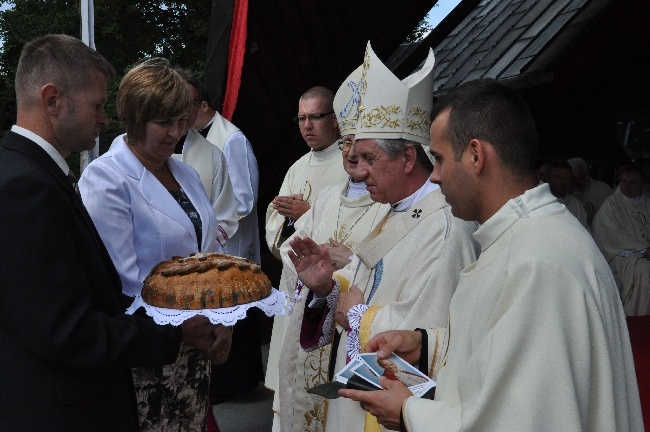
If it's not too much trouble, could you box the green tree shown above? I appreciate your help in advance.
[0,1,79,134]
[0,0,211,153]
[403,15,434,44]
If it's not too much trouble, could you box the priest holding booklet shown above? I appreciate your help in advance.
[338,79,643,431]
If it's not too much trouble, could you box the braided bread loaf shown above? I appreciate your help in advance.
[142,253,271,309]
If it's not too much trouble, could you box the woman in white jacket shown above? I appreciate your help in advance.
[79,58,230,432]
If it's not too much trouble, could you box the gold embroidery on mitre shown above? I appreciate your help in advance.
[360,49,371,96]
[405,106,431,133]
[339,118,356,131]
[360,105,403,129]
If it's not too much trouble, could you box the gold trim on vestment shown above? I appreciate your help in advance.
[430,327,439,378]
[333,273,350,293]
[359,305,381,351]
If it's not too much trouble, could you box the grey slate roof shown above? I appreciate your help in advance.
[431,0,611,92]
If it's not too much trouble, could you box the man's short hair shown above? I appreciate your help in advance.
[15,34,115,109]
[374,138,433,172]
[174,67,200,93]
[299,86,334,110]
[623,163,645,179]
[567,157,589,174]
[196,81,213,108]
[174,67,216,109]
[547,159,572,173]
[116,58,192,145]
[431,79,538,177]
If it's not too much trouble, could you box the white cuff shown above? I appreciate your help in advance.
[287,279,305,315]
[345,303,369,361]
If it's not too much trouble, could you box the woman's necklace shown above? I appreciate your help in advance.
[333,203,372,243]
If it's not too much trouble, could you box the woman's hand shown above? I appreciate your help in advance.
[203,324,233,364]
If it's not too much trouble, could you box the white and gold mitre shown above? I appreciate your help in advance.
[333,65,363,136]
[355,41,435,146]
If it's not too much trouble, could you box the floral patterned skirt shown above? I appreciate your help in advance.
[132,342,211,431]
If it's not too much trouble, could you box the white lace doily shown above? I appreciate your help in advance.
[125,288,287,326]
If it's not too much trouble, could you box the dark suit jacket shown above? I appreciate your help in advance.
[0,132,182,431]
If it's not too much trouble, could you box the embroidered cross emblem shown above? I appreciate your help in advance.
[412,209,422,218]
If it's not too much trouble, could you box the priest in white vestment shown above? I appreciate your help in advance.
[287,43,478,432]
[547,159,589,228]
[264,85,349,413]
[269,64,390,432]
[568,157,613,227]
[196,97,261,263]
[168,68,239,252]
[189,78,265,401]
[593,165,650,316]
[338,79,643,432]
[264,86,348,260]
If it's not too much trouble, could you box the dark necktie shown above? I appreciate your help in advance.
[67,170,80,195]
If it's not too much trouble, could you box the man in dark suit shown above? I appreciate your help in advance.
[0,34,222,431]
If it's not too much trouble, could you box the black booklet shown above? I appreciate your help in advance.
[307,374,382,399]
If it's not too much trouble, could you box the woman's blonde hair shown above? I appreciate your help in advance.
[116,58,192,144]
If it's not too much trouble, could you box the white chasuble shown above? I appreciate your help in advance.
[325,189,478,432]
[266,179,389,432]
[264,144,348,260]
[593,187,650,316]
[205,113,261,262]
[404,184,643,432]
[561,193,589,229]
[571,178,613,227]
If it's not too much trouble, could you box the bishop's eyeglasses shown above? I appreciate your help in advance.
[293,111,334,124]
[338,137,355,151]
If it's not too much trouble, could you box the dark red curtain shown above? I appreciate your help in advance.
[222,0,248,120]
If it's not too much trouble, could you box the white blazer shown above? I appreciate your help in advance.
[79,137,218,297]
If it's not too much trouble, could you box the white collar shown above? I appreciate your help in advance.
[310,141,341,166]
[614,186,645,205]
[391,180,439,212]
[203,113,217,130]
[474,183,562,251]
[346,178,368,198]
[12,125,70,175]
